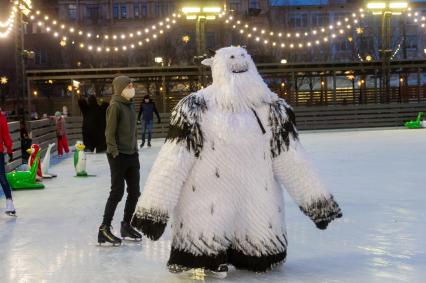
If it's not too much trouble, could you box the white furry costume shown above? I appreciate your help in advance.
[132,46,342,272]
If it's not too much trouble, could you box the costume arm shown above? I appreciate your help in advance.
[271,100,342,230]
[132,94,206,240]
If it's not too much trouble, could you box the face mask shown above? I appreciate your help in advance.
[122,88,135,100]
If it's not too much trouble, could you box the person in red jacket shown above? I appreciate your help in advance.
[0,109,16,216]
[55,111,70,157]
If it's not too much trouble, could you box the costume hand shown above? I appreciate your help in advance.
[131,213,168,241]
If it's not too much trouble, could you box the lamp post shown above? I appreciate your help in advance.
[366,1,408,103]
[181,2,224,57]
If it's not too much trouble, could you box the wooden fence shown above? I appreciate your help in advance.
[3,117,83,173]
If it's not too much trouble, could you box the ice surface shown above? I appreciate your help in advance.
[1,129,426,283]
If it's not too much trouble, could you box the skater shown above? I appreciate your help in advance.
[137,95,161,148]
[132,46,342,278]
[96,99,109,153]
[20,119,32,162]
[0,110,16,216]
[98,75,141,246]
[55,111,70,158]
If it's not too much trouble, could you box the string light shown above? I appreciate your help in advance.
[29,8,180,53]
[30,9,181,44]
[0,0,31,39]
[224,12,363,49]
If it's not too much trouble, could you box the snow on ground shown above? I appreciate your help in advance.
[1,128,426,283]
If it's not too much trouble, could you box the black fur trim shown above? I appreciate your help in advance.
[167,248,227,271]
[299,195,342,230]
[269,99,299,158]
[165,94,207,157]
[227,248,287,272]
[131,208,168,241]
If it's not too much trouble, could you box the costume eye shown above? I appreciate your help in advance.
[241,53,245,57]
[230,55,235,59]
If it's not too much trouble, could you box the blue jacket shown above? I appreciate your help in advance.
[138,100,161,122]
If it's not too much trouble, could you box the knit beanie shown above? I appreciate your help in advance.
[113,75,132,96]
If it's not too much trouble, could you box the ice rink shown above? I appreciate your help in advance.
[1,128,426,283]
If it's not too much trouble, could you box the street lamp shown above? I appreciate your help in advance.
[0,77,8,85]
[181,1,224,56]
[280,59,288,64]
[366,1,408,103]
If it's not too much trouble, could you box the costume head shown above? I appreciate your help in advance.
[55,111,62,118]
[202,46,274,111]
[27,144,40,155]
[144,94,150,103]
[75,140,86,151]
[113,75,134,100]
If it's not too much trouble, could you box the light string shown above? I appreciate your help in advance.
[224,10,365,49]
[28,10,181,52]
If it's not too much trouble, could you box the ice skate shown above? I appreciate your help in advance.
[98,225,121,246]
[120,221,142,241]
[5,199,16,217]
[140,141,145,148]
[147,142,152,147]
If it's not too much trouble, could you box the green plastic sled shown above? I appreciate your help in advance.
[7,152,45,190]
[404,112,424,129]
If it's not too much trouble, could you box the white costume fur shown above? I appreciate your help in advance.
[133,46,342,272]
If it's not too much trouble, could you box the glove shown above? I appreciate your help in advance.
[137,120,141,125]
[8,153,13,161]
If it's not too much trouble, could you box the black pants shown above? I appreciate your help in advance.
[102,153,140,226]
[0,153,12,199]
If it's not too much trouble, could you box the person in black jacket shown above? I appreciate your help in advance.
[78,95,106,152]
[137,95,161,148]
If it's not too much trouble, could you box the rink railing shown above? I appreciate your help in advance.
[4,117,83,172]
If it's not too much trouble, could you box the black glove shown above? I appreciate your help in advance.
[8,153,13,161]
[131,214,167,241]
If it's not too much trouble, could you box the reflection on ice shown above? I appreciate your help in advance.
[1,129,426,282]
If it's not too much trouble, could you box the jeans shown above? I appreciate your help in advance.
[102,153,141,226]
[0,153,12,199]
[142,119,154,143]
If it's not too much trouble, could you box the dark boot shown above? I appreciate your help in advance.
[147,141,152,147]
[121,221,142,241]
[140,141,145,148]
[98,224,122,246]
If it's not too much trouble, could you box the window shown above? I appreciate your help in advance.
[35,50,47,65]
[68,4,77,21]
[289,14,308,28]
[311,14,328,27]
[206,32,216,49]
[141,2,148,16]
[249,0,260,9]
[87,5,99,20]
[121,4,127,18]
[229,0,242,12]
[407,35,418,49]
[113,3,119,19]
[134,3,140,17]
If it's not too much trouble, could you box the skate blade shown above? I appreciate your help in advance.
[177,268,227,280]
[205,270,228,279]
[5,212,17,217]
[122,237,142,242]
[97,241,122,247]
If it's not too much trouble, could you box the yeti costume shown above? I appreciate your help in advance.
[132,46,342,274]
